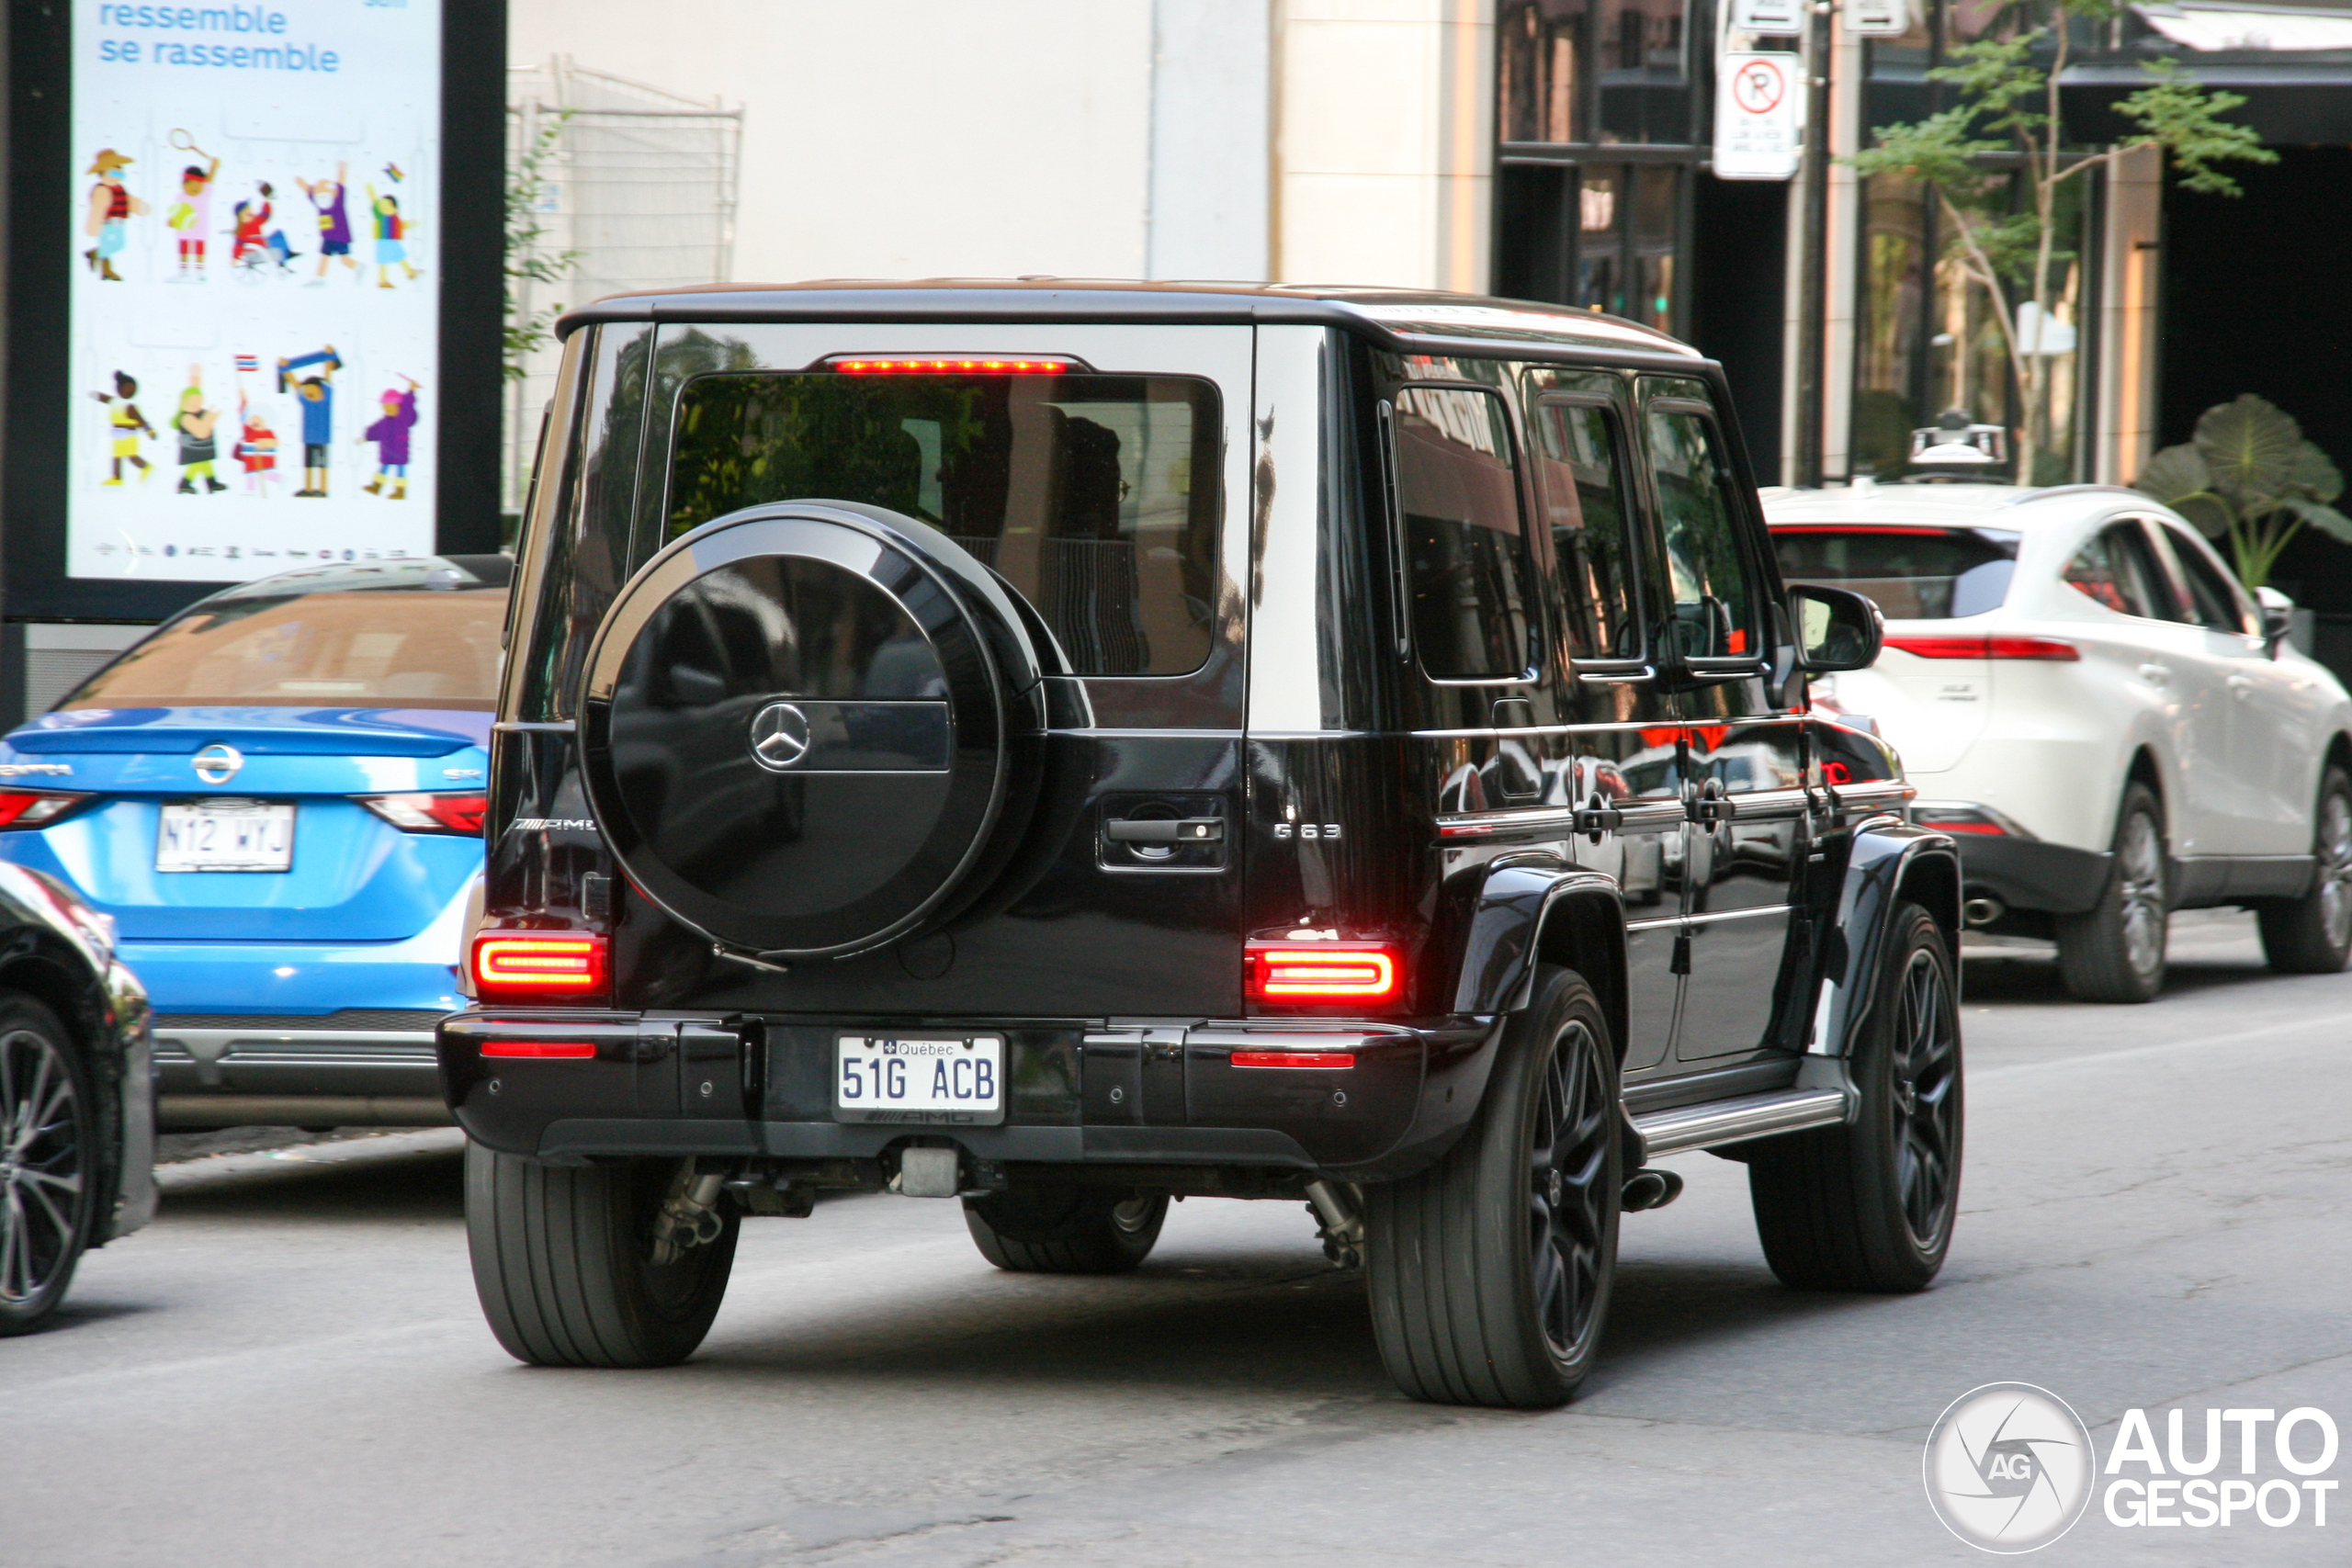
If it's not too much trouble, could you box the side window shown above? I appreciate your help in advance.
[1645,403,1760,661]
[1393,385,1537,680]
[2157,525,2256,636]
[1531,400,1640,661]
[2064,525,2182,622]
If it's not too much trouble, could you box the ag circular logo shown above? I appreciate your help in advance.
[747,702,813,773]
[1924,1382,2097,1552]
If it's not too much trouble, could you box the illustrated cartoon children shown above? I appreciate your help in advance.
[277,347,341,495]
[164,141,221,280]
[236,389,279,498]
[364,185,421,288]
[82,150,146,282]
[230,183,293,276]
[356,376,421,497]
[299,164,358,284]
[91,371,155,485]
[173,366,226,494]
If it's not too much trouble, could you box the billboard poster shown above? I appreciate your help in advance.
[67,0,441,582]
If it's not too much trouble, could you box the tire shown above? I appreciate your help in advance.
[2056,780,2169,1003]
[2257,766,2352,974]
[1363,965,1620,1409]
[962,1184,1168,1274]
[1749,902,1962,1292]
[465,1144,739,1367]
[0,997,97,1337]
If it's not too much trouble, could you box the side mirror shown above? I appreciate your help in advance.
[1789,583,1884,672]
[2256,585,2296,658]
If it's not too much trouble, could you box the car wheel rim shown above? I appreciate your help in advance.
[0,1027,84,1309]
[2117,809,2166,977]
[1528,1020,1611,1362]
[1890,949,1960,1253]
[2316,792,2352,951]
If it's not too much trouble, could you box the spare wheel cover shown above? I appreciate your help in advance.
[581,502,1039,959]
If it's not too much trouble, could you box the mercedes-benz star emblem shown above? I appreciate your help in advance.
[748,702,813,773]
[192,743,243,785]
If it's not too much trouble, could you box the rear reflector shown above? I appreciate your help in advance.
[0,789,92,829]
[1884,634,2078,661]
[356,792,489,835]
[831,356,1074,375]
[479,1040,598,1059]
[1230,1050,1358,1069]
[471,932,609,999]
[1246,942,1403,1003]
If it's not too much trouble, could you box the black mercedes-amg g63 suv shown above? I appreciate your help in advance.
[441,281,1962,1408]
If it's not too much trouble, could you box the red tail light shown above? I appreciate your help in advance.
[1231,1050,1358,1068]
[1246,942,1403,1004]
[0,790,93,829]
[479,1040,599,1059]
[356,792,489,835]
[471,931,608,1000]
[1884,635,2078,661]
[831,356,1074,375]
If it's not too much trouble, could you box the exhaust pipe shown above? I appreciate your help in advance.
[1962,896,2005,928]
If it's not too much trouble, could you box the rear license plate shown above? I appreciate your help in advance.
[834,1034,1004,1124]
[156,800,297,873]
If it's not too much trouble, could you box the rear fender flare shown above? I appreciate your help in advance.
[1811,820,1961,1060]
[1451,855,1627,1049]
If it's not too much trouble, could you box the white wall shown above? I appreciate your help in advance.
[506,1,1155,283]
[1148,0,1272,279]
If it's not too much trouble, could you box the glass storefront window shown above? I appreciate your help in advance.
[1577,168,1623,314]
[1499,0,1690,146]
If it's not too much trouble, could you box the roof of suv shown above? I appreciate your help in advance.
[1760,481,2154,531]
[557,278,1705,368]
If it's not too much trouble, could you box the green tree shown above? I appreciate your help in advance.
[504,110,581,384]
[1853,2,2273,482]
[2136,395,2352,590]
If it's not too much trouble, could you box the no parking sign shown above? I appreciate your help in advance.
[1714,52,1801,180]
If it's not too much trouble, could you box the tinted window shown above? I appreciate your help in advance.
[1646,405,1759,660]
[1394,386,1536,681]
[2064,525,2181,622]
[62,585,507,710]
[2157,526,2256,635]
[1771,526,2019,620]
[1531,400,1639,659]
[665,372,1220,677]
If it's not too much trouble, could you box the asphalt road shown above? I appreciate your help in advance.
[7,911,2349,1568]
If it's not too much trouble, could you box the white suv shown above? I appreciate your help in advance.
[1766,481,2352,1001]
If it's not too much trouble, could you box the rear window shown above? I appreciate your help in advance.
[58,589,507,711]
[1393,385,1536,680]
[663,371,1221,677]
[1771,525,2020,619]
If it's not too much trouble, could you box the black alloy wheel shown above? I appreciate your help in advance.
[0,998,96,1336]
[2257,766,2352,974]
[1364,965,1621,1408]
[1749,901,1962,1292]
[2055,780,2169,1003]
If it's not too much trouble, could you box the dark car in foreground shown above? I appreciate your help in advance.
[441,281,1960,1408]
[0,861,155,1333]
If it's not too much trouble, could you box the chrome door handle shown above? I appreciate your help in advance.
[2137,662,2170,685]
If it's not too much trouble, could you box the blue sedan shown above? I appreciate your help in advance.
[0,556,508,1128]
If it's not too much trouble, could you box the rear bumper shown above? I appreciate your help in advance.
[153,1011,453,1127]
[1951,833,2111,915]
[121,938,468,1016]
[437,1010,1503,1181]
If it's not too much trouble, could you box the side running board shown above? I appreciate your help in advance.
[1630,1088,1848,1161]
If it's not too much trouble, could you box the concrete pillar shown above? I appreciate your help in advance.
[1273,0,1494,290]
[1148,0,1274,279]
[2097,144,2164,485]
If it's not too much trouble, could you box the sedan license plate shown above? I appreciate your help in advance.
[156,800,297,873]
[834,1034,1004,1125]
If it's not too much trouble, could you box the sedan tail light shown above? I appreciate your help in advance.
[471,931,608,1000]
[1883,635,2078,661]
[1246,942,1404,1004]
[0,790,94,829]
[356,792,489,835]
